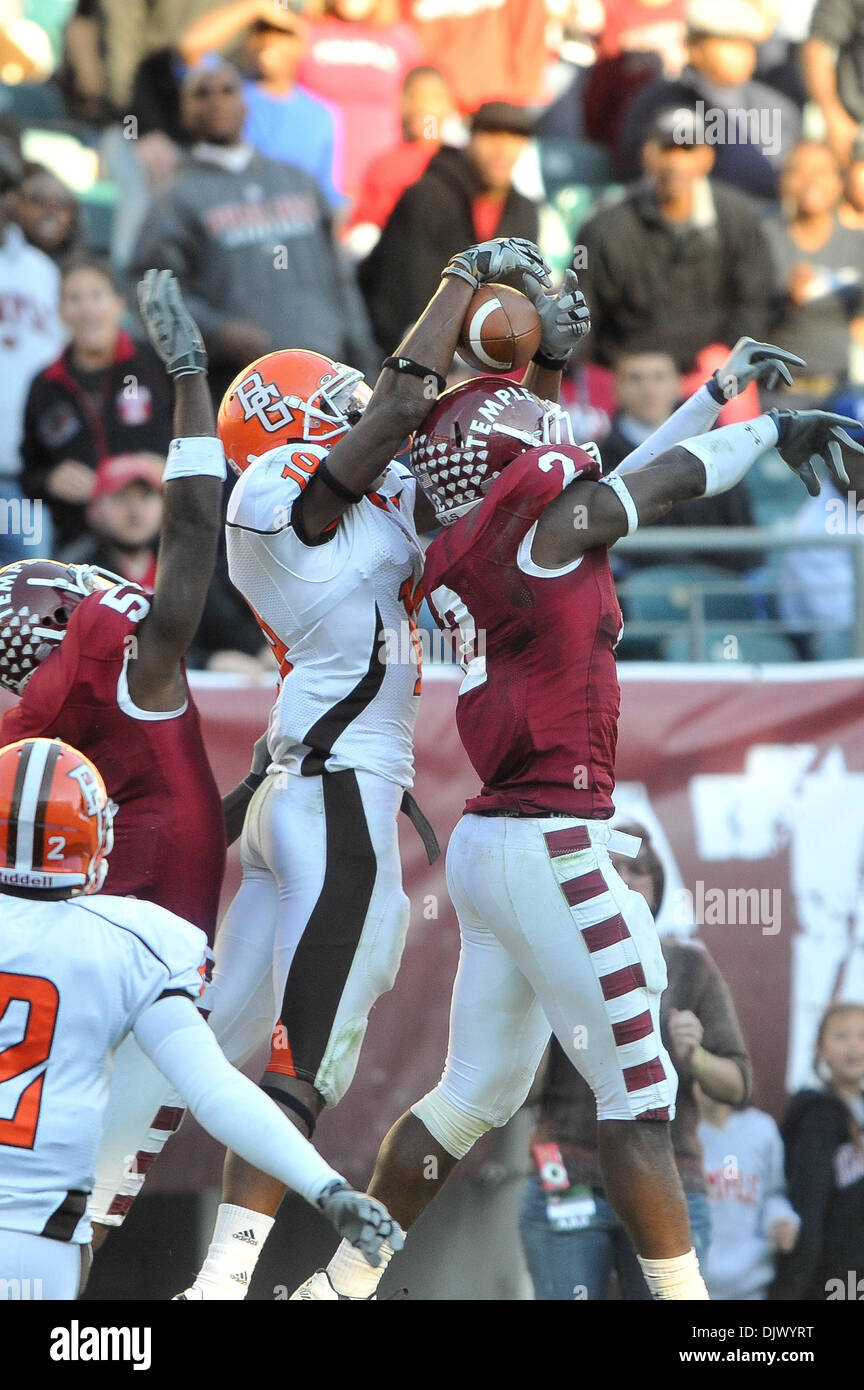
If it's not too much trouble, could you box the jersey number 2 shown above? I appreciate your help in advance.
[0,974,60,1149]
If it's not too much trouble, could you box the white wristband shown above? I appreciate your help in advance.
[600,473,639,534]
[163,436,227,483]
[681,414,780,497]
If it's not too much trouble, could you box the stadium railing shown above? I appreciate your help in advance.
[614,527,864,660]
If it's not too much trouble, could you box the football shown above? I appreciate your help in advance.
[457,283,542,374]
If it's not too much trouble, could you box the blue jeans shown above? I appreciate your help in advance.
[0,480,53,565]
[519,1176,712,1301]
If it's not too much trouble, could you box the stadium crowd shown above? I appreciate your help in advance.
[2,0,864,664]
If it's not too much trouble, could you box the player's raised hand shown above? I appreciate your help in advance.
[769,408,864,495]
[442,237,552,291]
[522,268,591,365]
[317,1182,405,1267]
[137,268,207,379]
[714,337,806,398]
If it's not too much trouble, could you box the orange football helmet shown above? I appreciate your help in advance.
[217,349,372,475]
[0,738,116,896]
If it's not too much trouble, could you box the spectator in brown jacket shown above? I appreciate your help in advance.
[520,823,752,1300]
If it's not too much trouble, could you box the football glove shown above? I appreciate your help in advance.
[522,267,591,367]
[768,408,864,495]
[713,337,805,400]
[442,237,551,291]
[138,268,207,378]
[317,1181,405,1268]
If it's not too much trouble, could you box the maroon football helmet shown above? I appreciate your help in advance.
[410,377,578,526]
[0,560,121,695]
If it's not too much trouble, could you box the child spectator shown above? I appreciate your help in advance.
[698,1093,799,1300]
[21,256,171,550]
[771,1002,864,1299]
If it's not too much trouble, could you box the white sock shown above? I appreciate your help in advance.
[637,1247,709,1300]
[326,1238,396,1299]
[192,1203,275,1300]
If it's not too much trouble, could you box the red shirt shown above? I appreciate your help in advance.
[596,0,686,66]
[0,585,225,939]
[403,0,547,111]
[424,446,622,818]
[298,17,422,197]
[347,139,437,230]
[471,192,506,243]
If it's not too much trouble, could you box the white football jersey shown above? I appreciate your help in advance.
[226,447,424,788]
[0,894,207,1243]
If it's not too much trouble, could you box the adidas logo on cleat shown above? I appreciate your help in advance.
[232,1229,259,1245]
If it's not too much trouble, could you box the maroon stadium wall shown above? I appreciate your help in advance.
[3,663,862,1189]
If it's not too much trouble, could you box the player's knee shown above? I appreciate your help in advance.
[411,1087,492,1160]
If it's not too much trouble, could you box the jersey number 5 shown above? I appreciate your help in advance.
[0,973,60,1149]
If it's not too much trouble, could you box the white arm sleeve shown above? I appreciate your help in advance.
[680,414,780,497]
[133,996,343,1206]
[612,384,724,477]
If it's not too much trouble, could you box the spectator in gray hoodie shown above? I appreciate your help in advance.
[129,60,378,398]
[698,1093,799,1300]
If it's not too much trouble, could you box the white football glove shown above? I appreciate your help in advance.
[442,237,551,291]
[522,267,591,367]
[317,1182,405,1267]
[713,337,805,400]
[768,408,863,495]
[138,268,207,378]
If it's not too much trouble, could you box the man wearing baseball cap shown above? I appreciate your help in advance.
[618,0,800,198]
[577,102,774,375]
[61,453,164,592]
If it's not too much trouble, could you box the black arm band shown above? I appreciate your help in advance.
[317,459,364,504]
[531,349,571,373]
[382,356,446,394]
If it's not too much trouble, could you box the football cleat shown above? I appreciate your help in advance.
[0,737,116,896]
[217,350,371,475]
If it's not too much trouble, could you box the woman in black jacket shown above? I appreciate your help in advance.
[771,1001,864,1299]
[21,255,171,549]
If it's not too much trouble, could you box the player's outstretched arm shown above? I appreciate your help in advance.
[533,409,864,567]
[131,270,225,712]
[133,995,404,1265]
[612,338,806,478]
[297,238,552,539]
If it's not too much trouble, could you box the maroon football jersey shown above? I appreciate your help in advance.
[0,584,225,939]
[424,445,622,818]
